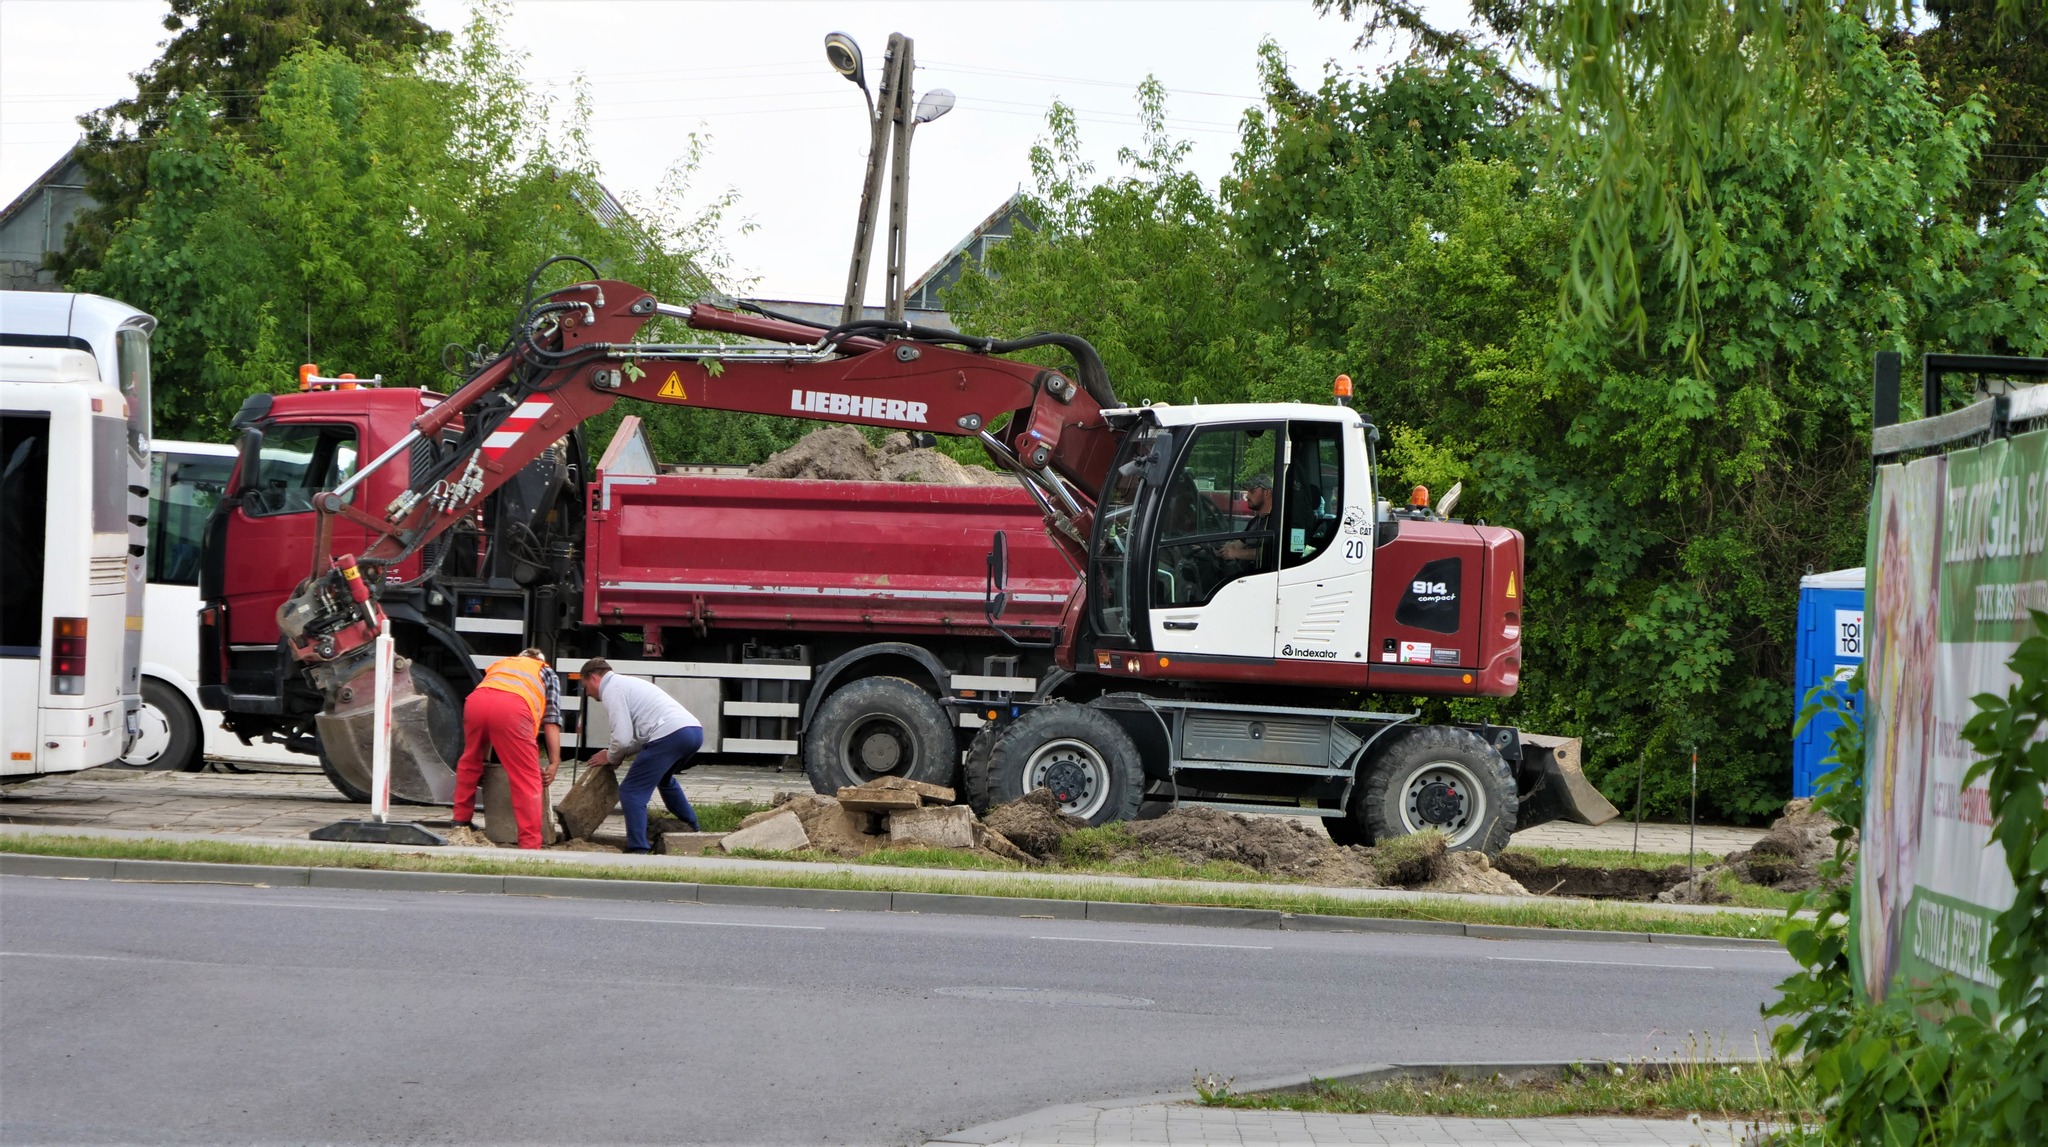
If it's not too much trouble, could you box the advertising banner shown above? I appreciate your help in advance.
[1857,429,2048,1004]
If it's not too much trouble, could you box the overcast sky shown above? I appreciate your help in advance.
[1,0,1464,303]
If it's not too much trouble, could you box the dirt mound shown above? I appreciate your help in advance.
[1494,853,1687,900]
[1365,830,1448,886]
[983,788,1087,860]
[1130,807,1381,886]
[751,426,1012,485]
[443,824,497,848]
[1658,803,1855,904]
[1418,851,1530,896]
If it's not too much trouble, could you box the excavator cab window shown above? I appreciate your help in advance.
[1281,421,1343,568]
[1089,423,1171,642]
[1150,424,1279,609]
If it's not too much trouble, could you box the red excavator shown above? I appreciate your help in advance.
[235,257,1614,852]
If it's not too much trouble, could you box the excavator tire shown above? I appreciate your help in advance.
[984,702,1143,827]
[1353,725,1517,855]
[961,721,1001,814]
[804,676,957,792]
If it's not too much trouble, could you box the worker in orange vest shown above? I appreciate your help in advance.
[451,648,562,849]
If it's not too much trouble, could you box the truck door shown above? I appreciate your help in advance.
[1273,419,1373,663]
[219,422,364,651]
[1148,423,1280,657]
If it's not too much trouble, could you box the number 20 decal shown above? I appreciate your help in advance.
[1343,538,1368,564]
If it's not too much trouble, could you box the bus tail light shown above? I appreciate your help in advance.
[51,617,87,695]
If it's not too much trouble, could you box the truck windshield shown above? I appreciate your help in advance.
[1089,423,1170,641]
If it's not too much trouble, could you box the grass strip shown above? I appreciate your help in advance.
[1202,1059,1814,1123]
[0,834,1783,939]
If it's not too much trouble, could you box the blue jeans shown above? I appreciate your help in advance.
[620,725,704,851]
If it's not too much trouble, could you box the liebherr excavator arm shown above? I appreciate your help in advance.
[277,268,1121,799]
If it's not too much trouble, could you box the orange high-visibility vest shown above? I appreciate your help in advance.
[475,656,548,733]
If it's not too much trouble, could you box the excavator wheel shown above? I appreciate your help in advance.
[960,721,1001,814]
[1353,726,1517,855]
[984,702,1143,827]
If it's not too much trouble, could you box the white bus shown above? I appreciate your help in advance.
[122,439,297,770]
[1,291,154,780]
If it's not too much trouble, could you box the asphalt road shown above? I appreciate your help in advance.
[0,874,1796,1145]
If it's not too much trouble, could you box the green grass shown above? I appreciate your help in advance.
[692,801,770,833]
[1203,1059,1815,1122]
[0,833,1785,938]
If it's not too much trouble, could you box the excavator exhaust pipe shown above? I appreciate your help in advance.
[1515,734,1620,830]
[314,663,458,805]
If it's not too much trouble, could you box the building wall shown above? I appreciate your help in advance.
[0,153,91,292]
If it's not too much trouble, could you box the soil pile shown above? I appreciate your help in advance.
[1366,829,1447,885]
[1128,807,1383,887]
[982,788,1087,860]
[751,426,1012,485]
[1658,798,1856,904]
[443,824,497,848]
[1419,851,1531,897]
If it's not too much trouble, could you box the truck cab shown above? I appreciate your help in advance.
[1076,402,1522,697]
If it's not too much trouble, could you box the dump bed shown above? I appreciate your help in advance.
[587,472,1074,636]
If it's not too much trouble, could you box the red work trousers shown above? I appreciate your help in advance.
[452,687,545,850]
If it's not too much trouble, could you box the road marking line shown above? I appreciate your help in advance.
[1,951,139,962]
[1488,956,1715,970]
[594,917,826,931]
[1031,936,1274,950]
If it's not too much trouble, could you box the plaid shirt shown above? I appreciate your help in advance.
[539,666,562,728]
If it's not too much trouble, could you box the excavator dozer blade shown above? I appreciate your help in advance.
[314,666,458,806]
[1515,733,1620,830]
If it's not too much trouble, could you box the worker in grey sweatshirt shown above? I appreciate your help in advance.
[580,659,704,852]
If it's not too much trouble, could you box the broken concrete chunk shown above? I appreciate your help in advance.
[858,775,957,804]
[721,809,810,853]
[661,832,728,857]
[889,804,977,849]
[973,823,1037,866]
[837,787,923,813]
[554,762,620,840]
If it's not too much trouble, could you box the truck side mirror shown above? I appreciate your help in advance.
[233,427,264,495]
[985,530,1010,622]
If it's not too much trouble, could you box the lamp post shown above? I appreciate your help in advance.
[825,31,952,325]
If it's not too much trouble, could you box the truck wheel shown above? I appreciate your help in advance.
[985,703,1143,827]
[1355,726,1516,854]
[961,721,1001,813]
[805,676,956,792]
[122,679,203,772]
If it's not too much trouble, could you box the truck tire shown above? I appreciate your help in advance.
[961,721,1001,813]
[1354,726,1517,855]
[985,703,1143,827]
[804,676,956,792]
[123,679,203,772]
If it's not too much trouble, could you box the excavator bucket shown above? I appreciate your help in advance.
[314,664,458,805]
[1515,734,1620,830]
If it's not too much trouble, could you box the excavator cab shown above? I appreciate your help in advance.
[1084,404,1380,686]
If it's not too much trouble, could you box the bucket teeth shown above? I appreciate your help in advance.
[313,666,457,804]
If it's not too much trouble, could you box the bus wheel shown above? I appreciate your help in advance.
[123,679,203,772]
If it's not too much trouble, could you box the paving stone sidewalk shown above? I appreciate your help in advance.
[934,1104,1768,1146]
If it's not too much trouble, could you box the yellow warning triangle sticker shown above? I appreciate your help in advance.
[658,371,688,400]
[1505,572,1518,599]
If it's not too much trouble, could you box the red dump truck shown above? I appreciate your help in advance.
[197,387,1074,801]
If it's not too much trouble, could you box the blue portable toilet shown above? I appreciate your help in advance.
[1793,567,1865,798]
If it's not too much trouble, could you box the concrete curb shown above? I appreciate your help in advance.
[0,852,1786,949]
[922,1058,1771,1145]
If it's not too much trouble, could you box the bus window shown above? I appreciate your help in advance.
[149,451,232,585]
[1,413,50,657]
[244,424,358,517]
[116,327,152,460]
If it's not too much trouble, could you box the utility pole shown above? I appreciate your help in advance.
[825,32,953,327]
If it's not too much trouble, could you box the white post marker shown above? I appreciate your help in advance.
[370,620,395,823]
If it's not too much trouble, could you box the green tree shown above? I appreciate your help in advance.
[57,0,444,281]
[80,6,739,453]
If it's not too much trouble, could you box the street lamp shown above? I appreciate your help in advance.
[827,31,952,325]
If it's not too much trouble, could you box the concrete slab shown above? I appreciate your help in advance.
[720,810,810,853]
[889,804,978,848]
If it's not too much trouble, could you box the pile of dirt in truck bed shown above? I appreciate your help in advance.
[751,426,1012,485]
[1657,798,1854,905]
